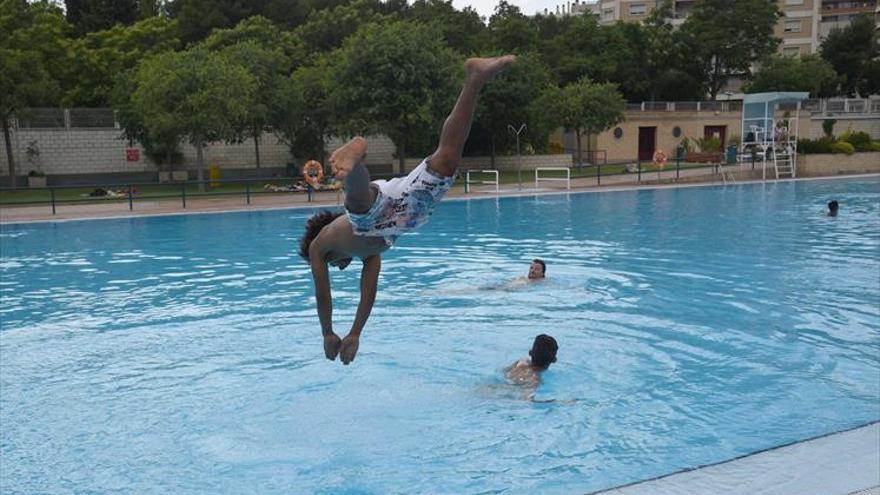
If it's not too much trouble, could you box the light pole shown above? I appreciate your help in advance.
[508,123,526,191]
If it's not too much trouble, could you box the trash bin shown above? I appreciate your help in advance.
[726,145,738,165]
[286,161,299,178]
[675,145,685,162]
[209,164,220,188]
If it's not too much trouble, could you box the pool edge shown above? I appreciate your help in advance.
[585,420,880,495]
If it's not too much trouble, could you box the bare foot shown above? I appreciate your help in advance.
[464,55,517,83]
[329,136,367,181]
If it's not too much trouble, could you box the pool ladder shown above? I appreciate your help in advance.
[773,145,796,180]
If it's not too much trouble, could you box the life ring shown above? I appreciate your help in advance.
[301,160,324,187]
[653,149,667,169]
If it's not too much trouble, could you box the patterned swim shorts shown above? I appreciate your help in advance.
[346,158,454,246]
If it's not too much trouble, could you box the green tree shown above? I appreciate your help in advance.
[128,49,256,190]
[65,16,180,106]
[541,14,621,86]
[293,0,395,56]
[746,55,839,97]
[534,78,625,166]
[200,17,303,168]
[488,1,538,53]
[329,21,460,173]
[65,0,138,36]
[470,52,555,167]
[1,0,67,187]
[169,0,313,45]
[820,15,878,96]
[406,0,488,55]
[273,58,335,165]
[680,0,782,99]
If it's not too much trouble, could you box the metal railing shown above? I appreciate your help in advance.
[464,170,499,193]
[0,177,348,215]
[534,167,571,190]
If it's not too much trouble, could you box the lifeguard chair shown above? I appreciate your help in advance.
[741,92,809,180]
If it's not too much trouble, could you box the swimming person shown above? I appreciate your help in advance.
[528,259,546,280]
[505,334,558,398]
[299,55,517,365]
[828,200,839,217]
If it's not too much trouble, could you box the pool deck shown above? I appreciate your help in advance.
[6,166,874,224]
[588,422,880,495]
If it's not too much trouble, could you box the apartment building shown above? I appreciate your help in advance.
[544,0,878,55]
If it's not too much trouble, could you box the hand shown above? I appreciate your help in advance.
[323,332,342,360]
[339,333,360,365]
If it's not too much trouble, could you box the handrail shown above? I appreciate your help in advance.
[535,167,571,190]
[465,169,499,193]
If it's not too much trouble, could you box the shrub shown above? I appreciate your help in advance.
[839,131,873,152]
[822,119,836,138]
[868,141,880,152]
[679,137,694,153]
[695,136,721,153]
[830,141,855,155]
[797,137,835,154]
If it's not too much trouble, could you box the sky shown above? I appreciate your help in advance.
[451,0,572,20]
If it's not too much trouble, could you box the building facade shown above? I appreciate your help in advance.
[545,0,878,55]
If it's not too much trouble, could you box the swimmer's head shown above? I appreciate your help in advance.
[299,210,351,269]
[528,259,546,279]
[827,200,839,216]
[529,334,558,370]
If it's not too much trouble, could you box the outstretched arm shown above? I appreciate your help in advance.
[339,255,381,365]
[310,243,341,360]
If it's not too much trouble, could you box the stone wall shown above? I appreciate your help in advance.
[797,152,880,177]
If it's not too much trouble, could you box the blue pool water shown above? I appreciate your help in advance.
[1,178,879,494]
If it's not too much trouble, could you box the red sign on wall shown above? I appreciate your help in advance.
[126,148,140,162]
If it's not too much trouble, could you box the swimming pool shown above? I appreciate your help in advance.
[1,177,878,494]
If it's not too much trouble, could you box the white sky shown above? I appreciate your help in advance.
[451,0,567,20]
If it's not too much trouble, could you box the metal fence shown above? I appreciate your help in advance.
[0,177,342,215]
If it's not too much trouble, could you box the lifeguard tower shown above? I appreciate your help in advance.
[740,92,809,180]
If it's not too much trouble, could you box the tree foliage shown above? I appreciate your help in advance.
[820,15,879,96]
[469,52,555,163]
[65,16,180,106]
[329,21,460,172]
[65,0,138,36]
[746,55,839,97]
[1,0,68,186]
[680,0,782,99]
[534,79,625,165]
[128,49,256,188]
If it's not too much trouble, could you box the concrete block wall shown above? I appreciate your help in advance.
[0,129,398,178]
[401,154,572,173]
[798,152,880,177]
[809,117,880,140]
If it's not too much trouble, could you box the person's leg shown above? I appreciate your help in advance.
[428,55,516,178]
[343,161,377,214]
[329,136,376,214]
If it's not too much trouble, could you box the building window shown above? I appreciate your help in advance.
[783,46,801,57]
[629,3,646,16]
[784,20,802,33]
[784,0,804,5]
[602,8,614,19]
